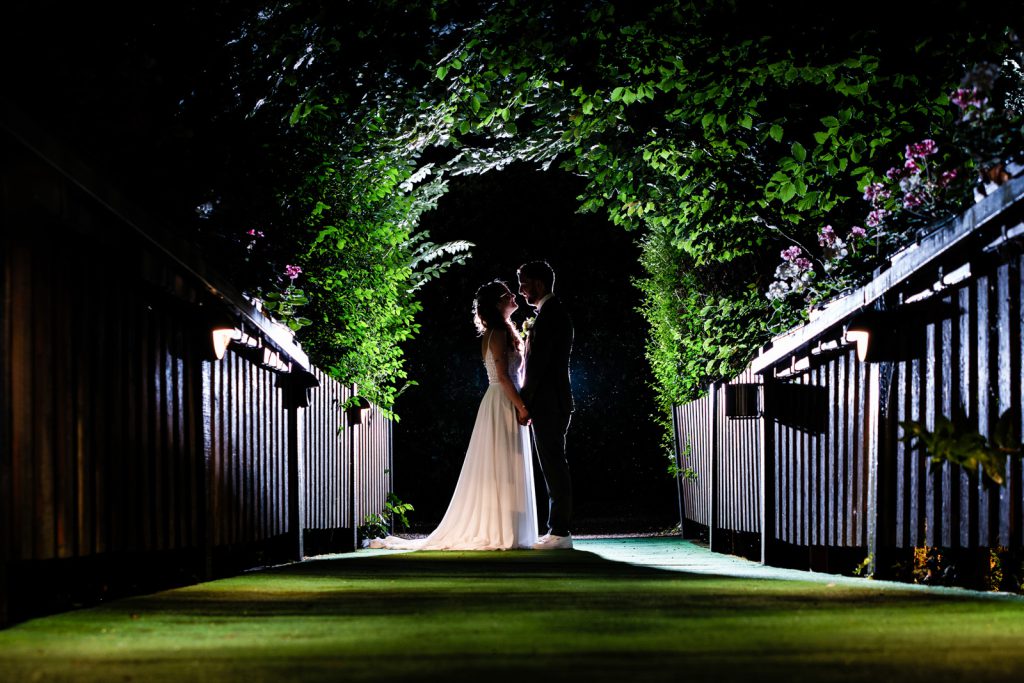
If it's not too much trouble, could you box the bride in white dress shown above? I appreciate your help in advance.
[368,280,538,550]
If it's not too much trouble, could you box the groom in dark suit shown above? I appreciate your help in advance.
[517,260,574,550]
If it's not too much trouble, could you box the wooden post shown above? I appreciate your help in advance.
[759,382,775,565]
[709,383,720,552]
[286,399,304,562]
[200,362,214,580]
[387,415,395,535]
[349,418,360,551]
[347,385,361,552]
[865,363,882,575]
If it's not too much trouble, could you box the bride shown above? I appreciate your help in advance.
[368,279,538,550]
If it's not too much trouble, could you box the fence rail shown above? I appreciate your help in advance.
[1,113,392,628]
[675,176,1024,572]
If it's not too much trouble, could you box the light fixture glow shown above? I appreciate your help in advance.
[211,328,241,360]
[845,329,871,362]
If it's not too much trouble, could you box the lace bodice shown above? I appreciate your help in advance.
[484,334,523,388]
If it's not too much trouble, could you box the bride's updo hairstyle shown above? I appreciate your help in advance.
[472,279,522,352]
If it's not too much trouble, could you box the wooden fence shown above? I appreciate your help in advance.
[675,369,762,554]
[675,175,1024,574]
[0,109,393,628]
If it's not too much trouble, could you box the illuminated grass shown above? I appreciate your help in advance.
[1,540,1023,682]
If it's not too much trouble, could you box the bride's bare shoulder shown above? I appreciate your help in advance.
[481,328,506,359]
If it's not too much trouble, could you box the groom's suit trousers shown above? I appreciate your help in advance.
[532,412,572,537]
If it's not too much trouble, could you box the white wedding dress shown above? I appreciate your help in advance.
[368,340,538,550]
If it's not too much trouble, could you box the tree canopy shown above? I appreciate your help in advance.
[7,1,1023,421]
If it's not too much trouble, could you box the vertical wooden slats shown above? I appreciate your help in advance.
[675,371,762,538]
[1013,254,1024,548]
[674,390,714,530]
[358,402,393,525]
[1,132,396,629]
[10,245,32,562]
[673,240,1024,567]
[995,262,1014,546]
[302,368,350,531]
[1,234,393,565]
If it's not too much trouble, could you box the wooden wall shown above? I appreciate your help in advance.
[674,369,762,555]
[673,185,1024,573]
[0,120,393,628]
[883,252,1024,551]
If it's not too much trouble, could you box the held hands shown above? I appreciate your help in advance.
[516,405,531,426]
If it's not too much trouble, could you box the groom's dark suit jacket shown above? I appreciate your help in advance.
[521,296,574,420]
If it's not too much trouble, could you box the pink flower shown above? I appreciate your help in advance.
[886,166,907,181]
[862,182,889,205]
[246,229,265,238]
[781,246,803,262]
[818,225,837,247]
[285,264,303,280]
[794,257,813,271]
[902,192,925,209]
[938,168,959,188]
[866,209,890,228]
[951,87,987,111]
[849,226,867,239]
[905,139,938,160]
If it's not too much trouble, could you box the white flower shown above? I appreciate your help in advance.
[520,316,537,339]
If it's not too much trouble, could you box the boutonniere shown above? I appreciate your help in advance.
[520,316,537,340]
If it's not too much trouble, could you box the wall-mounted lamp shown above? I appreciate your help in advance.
[346,396,372,425]
[194,303,240,362]
[763,381,828,433]
[845,301,960,363]
[211,327,241,360]
[724,383,760,418]
[276,370,321,409]
[845,310,909,363]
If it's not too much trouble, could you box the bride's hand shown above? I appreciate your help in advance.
[516,405,530,425]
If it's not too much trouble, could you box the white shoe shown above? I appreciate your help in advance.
[532,533,573,550]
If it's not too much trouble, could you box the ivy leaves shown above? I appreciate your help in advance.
[901,411,1023,486]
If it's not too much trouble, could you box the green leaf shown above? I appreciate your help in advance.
[769,124,784,142]
[779,182,797,203]
[791,142,806,162]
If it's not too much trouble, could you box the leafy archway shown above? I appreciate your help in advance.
[183,1,1023,431]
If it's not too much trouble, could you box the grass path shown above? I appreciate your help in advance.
[2,538,1023,682]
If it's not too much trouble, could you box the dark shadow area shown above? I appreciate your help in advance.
[394,165,678,534]
[118,548,999,619]
[764,382,829,433]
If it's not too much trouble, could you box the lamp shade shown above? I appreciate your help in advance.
[845,309,923,363]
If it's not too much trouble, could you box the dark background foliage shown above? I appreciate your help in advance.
[396,164,678,531]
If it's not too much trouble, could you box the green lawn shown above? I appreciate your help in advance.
[2,539,1023,682]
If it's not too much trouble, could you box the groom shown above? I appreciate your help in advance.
[517,260,574,550]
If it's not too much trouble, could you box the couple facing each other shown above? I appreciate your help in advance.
[370,260,573,551]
